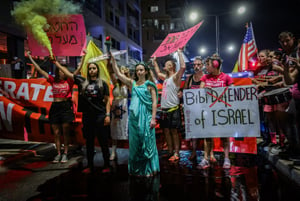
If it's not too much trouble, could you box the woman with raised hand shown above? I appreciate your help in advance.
[109,66,131,161]
[27,51,84,163]
[110,53,159,177]
[53,56,111,174]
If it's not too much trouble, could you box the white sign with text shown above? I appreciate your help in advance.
[183,85,260,138]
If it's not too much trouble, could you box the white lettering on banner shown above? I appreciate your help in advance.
[183,85,260,138]
[185,87,258,106]
[0,80,53,102]
[31,84,46,101]
[44,86,53,102]
[4,81,16,99]
[0,102,14,131]
[16,83,30,100]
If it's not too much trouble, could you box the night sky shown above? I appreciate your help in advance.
[185,0,300,73]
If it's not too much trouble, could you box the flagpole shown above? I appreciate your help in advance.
[250,22,258,58]
[215,15,220,55]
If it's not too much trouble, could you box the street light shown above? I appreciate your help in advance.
[189,11,198,21]
[227,44,235,52]
[199,47,206,54]
[198,45,234,56]
[202,6,246,56]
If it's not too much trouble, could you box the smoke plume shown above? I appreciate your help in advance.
[11,0,81,56]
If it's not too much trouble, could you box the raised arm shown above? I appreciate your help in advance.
[53,60,74,79]
[283,57,299,85]
[152,56,166,80]
[27,51,49,79]
[173,49,186,86]
[110,54,132,87]
[107,58,118,85]
[74,50,87,75]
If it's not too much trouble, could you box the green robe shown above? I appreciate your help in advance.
[128,80,160,176]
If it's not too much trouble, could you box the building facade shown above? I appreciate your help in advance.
[141,0,188,61]
[0,0,142,78]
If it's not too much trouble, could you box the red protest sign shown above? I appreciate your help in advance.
[27,14,86,56]
[151,21,203,57]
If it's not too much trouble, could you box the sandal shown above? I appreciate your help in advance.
[209,156,217,163]
[168,153,179,161]
[223,158,231,169]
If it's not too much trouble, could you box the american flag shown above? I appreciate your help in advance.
[235,22,258,72]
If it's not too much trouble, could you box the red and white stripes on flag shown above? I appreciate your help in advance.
[237,22,258,72]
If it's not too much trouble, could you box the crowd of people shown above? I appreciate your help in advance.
[23,30,300,176]
[253,31,300,161]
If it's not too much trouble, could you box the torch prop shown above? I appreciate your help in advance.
[104,36,112,53]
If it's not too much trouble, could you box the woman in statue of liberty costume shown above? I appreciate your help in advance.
[110,53,160,177]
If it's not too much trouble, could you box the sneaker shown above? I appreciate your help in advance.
[223,158,231,169]
[270,145,283,155]
[52,154,61,163]
[61,154,68,163]
[197,158,210,169]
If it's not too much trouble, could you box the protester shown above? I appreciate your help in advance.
[109,65,130,161]
[252,50,279,147]
[183,56,205,161]
[198,54,233,169]
[110,53,159,177]
[27,51,84,163]
[278,31,300,158]
[53,57,111,173]
[152,49,186,161]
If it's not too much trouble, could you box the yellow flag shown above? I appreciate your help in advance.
[81,40,111,86]
[232,60,239,73]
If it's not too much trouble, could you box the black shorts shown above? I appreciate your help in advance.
[159,107,181,129]
[49,100,74,124]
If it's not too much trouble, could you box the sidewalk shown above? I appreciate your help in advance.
[257,141,300,186]
[0,139,54,166]
[0,139,83,171]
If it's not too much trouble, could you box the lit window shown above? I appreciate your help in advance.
[154,19,159,28]
[170,23,174,30]
[150,6,158,13]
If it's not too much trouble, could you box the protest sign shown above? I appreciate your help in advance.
[183,85,260,138]
[28,14,86,56]
[151,21,203,57]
